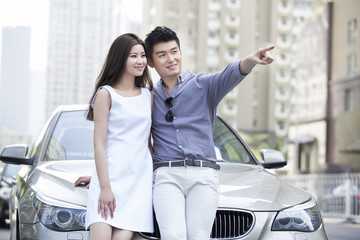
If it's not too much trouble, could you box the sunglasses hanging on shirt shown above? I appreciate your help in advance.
[164,97,175,122]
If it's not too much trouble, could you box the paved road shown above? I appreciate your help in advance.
[0,226,9,240]
[326,223,360,240]
[324,218,360,240]
[0,219,359,239]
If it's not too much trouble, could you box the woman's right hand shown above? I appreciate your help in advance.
[74,176,91,188]
[98,187,116,220]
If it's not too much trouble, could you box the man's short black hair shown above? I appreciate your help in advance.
[145,26,180,61]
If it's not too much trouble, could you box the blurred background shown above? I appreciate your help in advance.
[0,0,359,179]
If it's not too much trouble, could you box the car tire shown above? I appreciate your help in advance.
[0,217,6,228]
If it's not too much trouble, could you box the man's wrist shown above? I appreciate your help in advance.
[239,56,256,75]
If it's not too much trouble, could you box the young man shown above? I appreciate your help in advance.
[145,26,274,240]
[75,26,274,240]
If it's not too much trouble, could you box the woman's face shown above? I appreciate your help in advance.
[125,44,147,77]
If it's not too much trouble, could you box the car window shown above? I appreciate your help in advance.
[44,110,94,161]
[213,118,257,165]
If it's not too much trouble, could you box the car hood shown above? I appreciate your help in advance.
[30,160,95,207]
[30,161,311,211]
[218,163,311,211]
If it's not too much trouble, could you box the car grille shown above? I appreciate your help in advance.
[140,209,254,239]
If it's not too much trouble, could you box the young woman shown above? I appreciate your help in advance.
[84,33,153,240]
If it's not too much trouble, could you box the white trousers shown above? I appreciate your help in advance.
[153,166,220,240]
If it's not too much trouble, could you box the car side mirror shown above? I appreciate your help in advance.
[0,144,34,165]
[260,149,287,169]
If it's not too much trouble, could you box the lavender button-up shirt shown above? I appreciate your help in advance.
[151,60,247,165]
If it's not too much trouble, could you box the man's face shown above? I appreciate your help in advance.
[148,40,182,81]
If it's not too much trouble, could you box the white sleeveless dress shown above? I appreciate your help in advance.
[85,85,153,233]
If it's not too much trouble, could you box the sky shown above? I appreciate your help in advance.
[0,0,142,71]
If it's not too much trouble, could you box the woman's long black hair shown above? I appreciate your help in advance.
[87,33,153,120]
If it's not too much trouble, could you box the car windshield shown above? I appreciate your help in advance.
[43,110,257,165]
[213,118,257,164]
[44,110,94,161]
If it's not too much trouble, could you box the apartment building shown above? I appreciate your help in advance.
[45,0,124,117]
[141,0,359,174]
[141,0,272,133]
[141,0,313,147]
[288,0,360,174]
[0,26,31,133]
[286,1,329,174]
[327,0,360,171]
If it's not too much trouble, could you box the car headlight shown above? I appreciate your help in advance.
[272,198,322,232]
[33,197,86,231]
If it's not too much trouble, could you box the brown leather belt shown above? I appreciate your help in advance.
[153,159,220,171]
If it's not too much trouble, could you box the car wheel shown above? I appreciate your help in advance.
[0,217,6,228]
[0,209,5,228]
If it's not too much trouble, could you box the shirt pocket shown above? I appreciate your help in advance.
[177,87,207,116]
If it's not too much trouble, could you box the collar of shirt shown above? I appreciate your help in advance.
[159,70,194,88]
[158,70,192,99]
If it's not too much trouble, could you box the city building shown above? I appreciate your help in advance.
[287,1,330,174]
[0,26,31,133]
[141,0,360,175]
[327,0,360,172]
[141,0,268,132]
[45,0,134,117]
[140,0,319,163]
[287,0,360,174]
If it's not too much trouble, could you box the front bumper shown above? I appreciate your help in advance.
[133,211,328,240]
[20,222,89,240]
[20,211,328,240]
[19,221,149,240]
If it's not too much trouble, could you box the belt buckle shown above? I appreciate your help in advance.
[193,159,203,167]
[195,159,203,167]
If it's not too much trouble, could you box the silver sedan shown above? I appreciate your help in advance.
[0,105,328,240]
